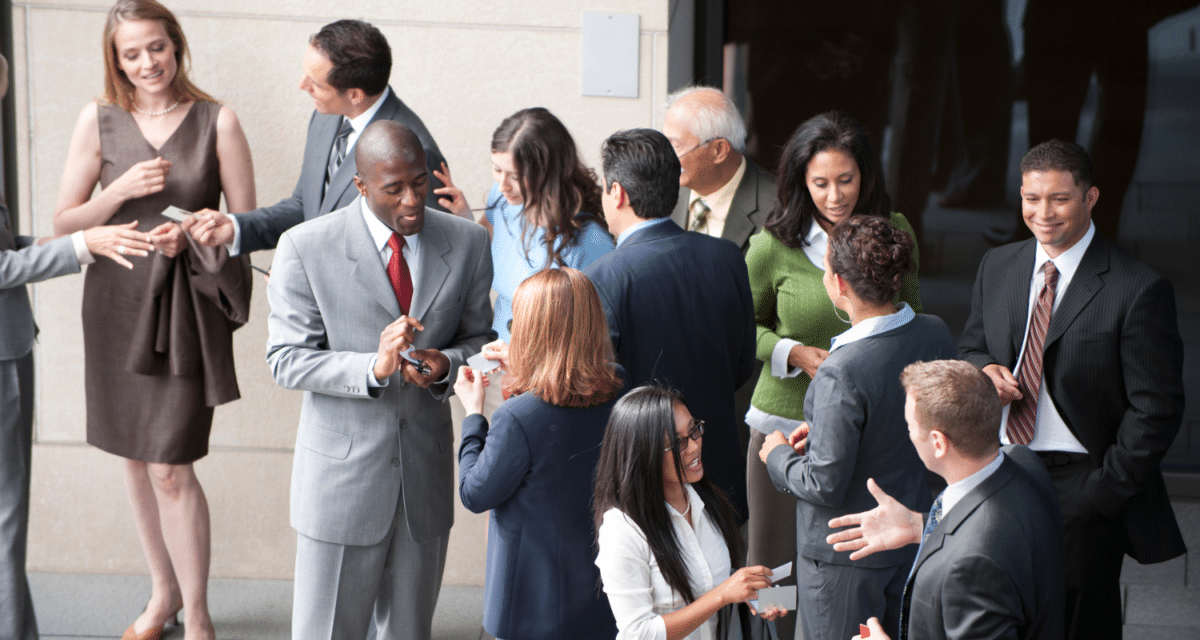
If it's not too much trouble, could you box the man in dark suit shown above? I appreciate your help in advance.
[585,128,756,520]
[664,86,775,253]
[958,140,1185,640]
[0,203,151,639]
[266,121,493,640]
[187,19,455,255]
[829,360,1064,640]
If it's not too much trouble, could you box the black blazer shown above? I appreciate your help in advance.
[586,220,756,519]
[236,88,448,254]
[904,446,1065,640]
[959,233,1185,563]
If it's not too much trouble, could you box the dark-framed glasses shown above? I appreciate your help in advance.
[665,420,705,452]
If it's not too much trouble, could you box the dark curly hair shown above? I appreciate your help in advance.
[827,216,914,307]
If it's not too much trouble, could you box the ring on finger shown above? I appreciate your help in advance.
[117,244,126,255]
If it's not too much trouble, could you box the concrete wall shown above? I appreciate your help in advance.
[12,0,669,582]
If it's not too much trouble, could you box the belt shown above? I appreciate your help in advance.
[1036,450,1090,468]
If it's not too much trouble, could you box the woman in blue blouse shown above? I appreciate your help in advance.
[455,267,629,640]
[437,107,614,342]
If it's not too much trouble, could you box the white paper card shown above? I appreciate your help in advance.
[467,352,502,373]
[161,206,191,223]
[754,586,796,612]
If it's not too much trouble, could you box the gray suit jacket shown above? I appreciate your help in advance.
[669,159,776,253]
[236,88,448,255]
[904,446,1065,640]
[266,198,493,546]
[1,209,81,361]
[766,314,957,568]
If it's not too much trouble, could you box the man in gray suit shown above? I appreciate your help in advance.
[187,19,457,256]
[829,360,1064,640]
[266,121,493,640]
[1,202,150,638]
[664,86,775,252]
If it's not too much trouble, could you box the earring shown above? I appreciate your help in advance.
[833,295,852,325]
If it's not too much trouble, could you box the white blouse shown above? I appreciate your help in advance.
[595,484,739,640]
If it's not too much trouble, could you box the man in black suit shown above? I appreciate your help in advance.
[585,128,756,520]
[186,19,455,254]
[958,140,1185,640]
[829,359,1064,640]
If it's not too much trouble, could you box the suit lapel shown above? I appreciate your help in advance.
[312,114,345,215]
[345,199,403,318]
[408,210,451,322]
[1045,235,1109,346]
[1005,241,1038,361]
[722,165,759,248]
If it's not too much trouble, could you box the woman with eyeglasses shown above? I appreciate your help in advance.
[757,215,955,640]
[593,386,787,640]
[454,267,628,640]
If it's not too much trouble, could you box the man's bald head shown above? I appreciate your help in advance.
[662,86,746,195]
[356,120,425,180]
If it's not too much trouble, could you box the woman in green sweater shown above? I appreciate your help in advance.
[743,112,921,638]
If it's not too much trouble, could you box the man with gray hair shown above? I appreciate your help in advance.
[663,86,775,252]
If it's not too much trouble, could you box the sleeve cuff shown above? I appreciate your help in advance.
[70,231,95,265]
[771,338,804,378]
[367,355,389,388]
[228,214,242,257]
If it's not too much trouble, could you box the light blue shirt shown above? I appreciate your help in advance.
[828,302,916,352]
[485,183,614,341]
[616,216,673,247]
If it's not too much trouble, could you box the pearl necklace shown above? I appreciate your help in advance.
[133,100,181,117]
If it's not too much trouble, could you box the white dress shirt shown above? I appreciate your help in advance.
[361,198,424,389]
[999,223,1094,453]
[941,451,1005,517]
[595,484,740,640]
[228,88,392,256]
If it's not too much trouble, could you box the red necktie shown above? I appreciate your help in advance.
[1007,261,1059,445]
[387,233,413,315]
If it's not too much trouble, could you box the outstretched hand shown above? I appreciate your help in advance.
[82,221,153,269]
[826,478,924,561]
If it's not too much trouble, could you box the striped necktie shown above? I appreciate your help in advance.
[1007,261,1060,445]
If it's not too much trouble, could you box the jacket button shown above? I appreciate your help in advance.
[391,458,400,467]
[399,419,407,429]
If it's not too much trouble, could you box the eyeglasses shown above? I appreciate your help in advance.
[674,138,715,158]
[664,420,705,452]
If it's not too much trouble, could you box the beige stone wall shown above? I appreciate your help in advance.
[13,0,669,582]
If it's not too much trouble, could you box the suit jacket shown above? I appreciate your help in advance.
[766,314,956,568]
[959,233,1186,563]
[586,220,756,519]
[669,159,776,253]
[0,208,81,361]
[237,88,448,255]
[904,446,1065,640]
[266,198,493,546]
[458,368,629,640]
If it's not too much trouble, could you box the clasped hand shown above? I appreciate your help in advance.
[758,422,809,463]
[373,316,450,388]
[718,566,786,621]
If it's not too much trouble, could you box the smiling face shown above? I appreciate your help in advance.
[299,45,355,116]
[491,151,524,206]
[662,401,704,492]
[113,19,177,99]
[805,149,861,230]
[355,149,429,236]
[1020,169,1098,259]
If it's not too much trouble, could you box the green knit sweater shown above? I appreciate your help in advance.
[746,212,923,420]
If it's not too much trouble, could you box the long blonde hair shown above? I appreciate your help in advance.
[102,0,215,110]
[505,268,621,408]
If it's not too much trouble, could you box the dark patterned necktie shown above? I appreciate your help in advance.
[1008,261,1060,445]
[899,492,944,640]
[324,118,354,194]
[689,197,711,232]
[387,233,413,314]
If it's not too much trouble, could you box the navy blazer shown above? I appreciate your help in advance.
[458,368,630,640]
[959,233,1185,563]
[586,220,756,520]
[904,446,1065,640]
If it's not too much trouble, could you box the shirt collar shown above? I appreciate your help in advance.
[617,216,673,247]
[361,196,420,254]
[1033,221,1094,284]
[942,450,1005,516]
[829,302,915,352]
[689,156,747,213]
[345,86,390,137]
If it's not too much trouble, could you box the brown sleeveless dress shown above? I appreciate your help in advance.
[83,101,251,464]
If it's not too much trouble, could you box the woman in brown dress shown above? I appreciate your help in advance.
[51,2,255,638]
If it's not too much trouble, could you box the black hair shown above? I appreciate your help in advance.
[1019,139,1094,189]
[600,129,680,220]
[310,20,391,96]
